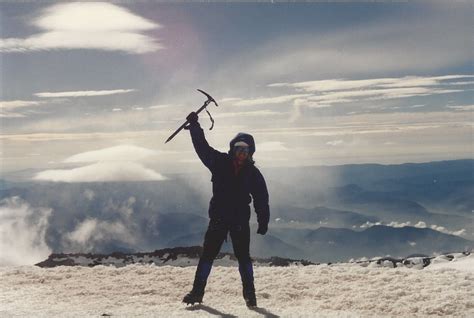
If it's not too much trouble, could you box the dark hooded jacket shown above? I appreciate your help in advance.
[188,122,270,227]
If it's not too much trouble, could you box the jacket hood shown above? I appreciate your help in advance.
[228,132,256,156]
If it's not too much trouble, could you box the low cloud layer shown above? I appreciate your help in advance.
[0,197,52,266]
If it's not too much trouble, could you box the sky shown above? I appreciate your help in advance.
[0,1,473,181]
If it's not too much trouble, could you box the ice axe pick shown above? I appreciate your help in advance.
[164,89,219,144]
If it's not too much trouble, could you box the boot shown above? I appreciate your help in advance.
[242,280,257,307]
[183,259,212,305]
[182,278,206,305]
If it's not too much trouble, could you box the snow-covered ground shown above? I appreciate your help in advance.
[1,254,473,317]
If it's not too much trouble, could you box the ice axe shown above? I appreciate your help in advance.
[164,89,219,144]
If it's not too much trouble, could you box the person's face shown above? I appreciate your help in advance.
[234,146,249,162]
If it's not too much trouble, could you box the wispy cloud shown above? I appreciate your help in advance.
[270,75,473,93]
[261,124,441,138]
[267,75,473,118]
[0,131,169,142]
[304,87,463,106]
[222,76,472,119]
[0,100,46,118]
[0,3,162,54]
[446,104,474,111]
[0,100,44,110]
[249,110,471,138]
[0,111,26,118]
[213,110,286,118]
[35,89,137,98]
[258,141,289,152]
[326,140,344,146]
[226,94,312,107]
[148,104,173,110]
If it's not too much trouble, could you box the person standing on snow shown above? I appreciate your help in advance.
[182,111,270,307]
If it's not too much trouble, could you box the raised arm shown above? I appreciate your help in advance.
[185,112,223,172]
[250,167,270,235]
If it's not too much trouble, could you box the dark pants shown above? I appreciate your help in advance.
[194,219,254,284]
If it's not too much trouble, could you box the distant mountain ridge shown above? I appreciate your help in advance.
[267,224,472,262]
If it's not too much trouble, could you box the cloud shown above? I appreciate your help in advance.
[207,76,471,126]
[179,158,201,164]
[0,100,47,118]
[31,143,169,183]
[65,218,136,253]
[271,75,472,109]
[0,111,26,118]
[220,98,243,103]
[34,161,167,182]
[360,220,467,237]
[35,89,137,98]
[0,131,170,142]
[259,124,441,138]
[64,145,159,163]
[213,110,286,118]
[446,104,474,111]
[257,141,289,152]
[270,75,473,93]
[268,75,473,121]
[326,140,344,146]
[0,196,52,266]
[0,3,162,54]
[0,100,44,110]
[148,104,173,110]
[83,189,95,201]
[293,98,334,109]
[63,195,139,252]
[228,94,312,107]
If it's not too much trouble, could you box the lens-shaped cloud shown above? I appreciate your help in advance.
[34,161,167,182]
[0,3,163,54]
[64,145,159,163]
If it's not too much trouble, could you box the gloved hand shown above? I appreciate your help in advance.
[184,112,199,130]
[257,223,268,235]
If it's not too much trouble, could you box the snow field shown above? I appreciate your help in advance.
[1,261,473,317]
